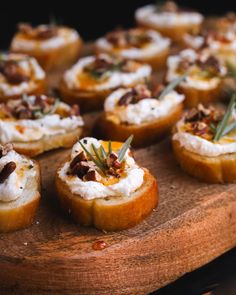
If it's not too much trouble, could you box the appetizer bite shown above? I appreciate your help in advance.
[60,54,152,112]
[135,1,203,43]
[0,143,40,232]
[56,136,158,231]
[166,49,227,108]
[10,23,82,71]
[96,78,185,147]
[183,30,236,67]
[95,28,171,69]
[0,53,45,102]
[0,94,84,157]
[172,96,236,183]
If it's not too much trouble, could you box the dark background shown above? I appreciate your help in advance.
[1,0,236,49]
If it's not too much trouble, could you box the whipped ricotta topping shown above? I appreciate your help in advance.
[173,118,236,157]
[135,5,203,28]
[0,101,83,143]
[63,55,152,91]
[166,49,226,90]
[96,30,170,60]
[183,33,204,49]
[0,150,35,202]
[0,54,45,96]
[11,27,80,52]
[104,88,184,125]
[58,137,144,200]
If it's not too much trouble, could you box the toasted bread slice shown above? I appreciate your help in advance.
[95,103,183,147]
[55,168,158,231]
[172,139,236,183]
[59,79,112,112]
[176,82,224,108]
[0,160,40,232]
[11,128,83,157]
[11,38,82,72]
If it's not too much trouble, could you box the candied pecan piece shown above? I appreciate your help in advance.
[162,1,178,12]
[36,26,57,39]
[83,169,101,182]
[0,60,29,84]
[71,161,90,178]
[18,22,33,35]
[0,162,16,183]
[70,151,87,169]
[106,152,121,169]
[118,90,136,106]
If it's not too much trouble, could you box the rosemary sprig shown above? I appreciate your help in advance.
[118,135,134,162]
[158,75,187,100]
[78,140,107,174]
[213,94,236,141]
[79,135,134,174]
[226,62,236,78]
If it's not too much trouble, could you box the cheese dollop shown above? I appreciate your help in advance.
[0,101,84,143]
[11,27,80,52]
[104,88,184,125]
[166,49,226,90]
[0,54,45,97]
[58,137,144,200]
[96,30,170,60]
[135,5,203,28]
[173,118,236,157]
[0,150,35,202]
[63,55,151,91]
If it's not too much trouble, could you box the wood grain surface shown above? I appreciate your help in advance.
[0,130,235,294]
[0,40,236,295]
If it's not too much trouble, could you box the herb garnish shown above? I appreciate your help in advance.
[213,94,236,141]
[78,135,134,175]
[158,75,186,100]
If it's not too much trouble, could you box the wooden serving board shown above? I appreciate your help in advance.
[0,121,235,294]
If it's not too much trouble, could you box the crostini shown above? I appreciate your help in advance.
[0,143,40,232]
[10,23,82,72]
[0,53,46,102]
[135,1,203,43]
[172,97,236,183]
[56,136,158,231]
[59,53,152,112]
[96,79,185,147]
[0,94,84,157]
[166,49,227,108]
[183,30,236,67]
[95,28,170,70]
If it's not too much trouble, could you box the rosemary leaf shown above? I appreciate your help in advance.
[99,145,107,159]
[91,144,106,168]
[226,62,236,78]
[118,135,134,162]
[221,120,236,137]
[78,141,106,174]
[213,94,236,141]
[108,141,112,155]
[158,75,187,100]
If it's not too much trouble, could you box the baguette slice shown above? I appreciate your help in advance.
[11,38,82,72]
[176,81,224,108]
[95,103,183,147]
[172,139,236,183]
[56,167,158,231]
[10,128,83,158]
[0,160,40,232]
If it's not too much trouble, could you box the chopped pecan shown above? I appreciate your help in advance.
[192,121,208,136]
[0,162,16,183]
[0,60,29,84]
[106,152,121,169]
[70,151,87,169]
[71,161,90,178]
[83,170,101,182]
[118,84,151,106]
[18,23,57,39]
